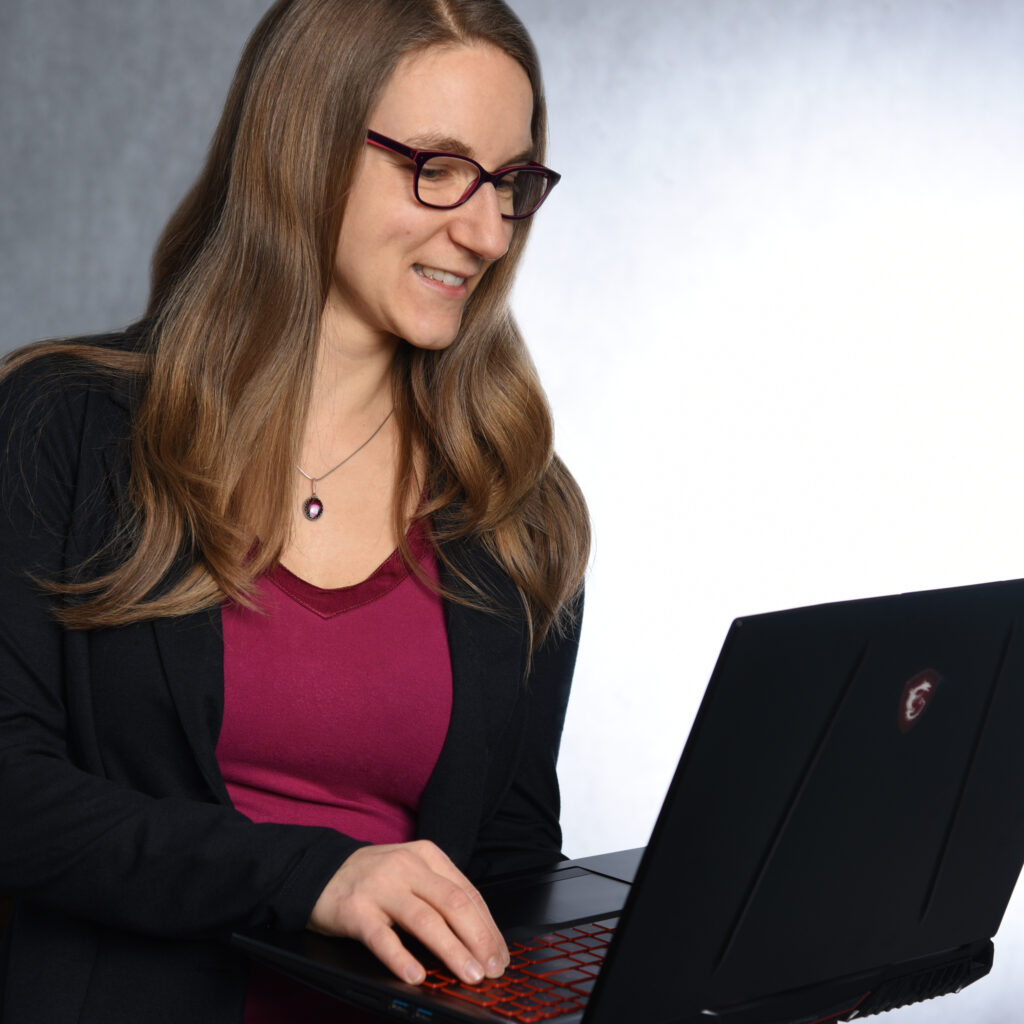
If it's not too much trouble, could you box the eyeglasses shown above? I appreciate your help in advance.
[365,130,560,220]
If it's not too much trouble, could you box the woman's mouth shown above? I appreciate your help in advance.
[414,264,467,287]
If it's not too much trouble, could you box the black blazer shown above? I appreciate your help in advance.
[0,339,581,1023]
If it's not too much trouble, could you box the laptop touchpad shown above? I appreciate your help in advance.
[482,867,630,932]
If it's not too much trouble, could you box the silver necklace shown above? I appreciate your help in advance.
[296,408,394,521]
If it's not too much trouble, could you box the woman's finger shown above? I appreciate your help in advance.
[355,909,430,986]
[404,841,508,968]
[308,842,508,986]
[392,872,506,982]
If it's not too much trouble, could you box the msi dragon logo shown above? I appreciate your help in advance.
[897,669,942,733]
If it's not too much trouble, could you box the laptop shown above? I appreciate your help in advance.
[233,576,1024,1023]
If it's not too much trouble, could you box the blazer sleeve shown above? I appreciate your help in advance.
[466,593,583,881]
[0,360,361,938]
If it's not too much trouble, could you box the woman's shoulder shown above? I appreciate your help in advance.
[0,322,149,471]
[0,321,149,418]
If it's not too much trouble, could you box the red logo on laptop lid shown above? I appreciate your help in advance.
[897,669,942,733]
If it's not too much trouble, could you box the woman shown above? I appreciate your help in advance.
[0,0,589,1021]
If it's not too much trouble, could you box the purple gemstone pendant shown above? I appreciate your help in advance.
[303,496,324,521]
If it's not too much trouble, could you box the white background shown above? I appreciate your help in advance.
[519,3,1024,1021]
[3,1,1024,1020]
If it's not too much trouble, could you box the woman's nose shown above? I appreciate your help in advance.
[449,183,513,262]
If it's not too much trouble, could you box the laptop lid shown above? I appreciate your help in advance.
[587,576,1024,1023]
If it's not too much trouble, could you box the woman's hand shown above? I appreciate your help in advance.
[308,840,509,987]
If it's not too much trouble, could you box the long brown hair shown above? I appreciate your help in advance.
[7,0,589,646]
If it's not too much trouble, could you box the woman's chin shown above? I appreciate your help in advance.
[400,321,464,352]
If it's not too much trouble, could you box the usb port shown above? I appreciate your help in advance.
[413,1010,434,1021]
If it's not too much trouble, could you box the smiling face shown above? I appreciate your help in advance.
[323,42,534,353]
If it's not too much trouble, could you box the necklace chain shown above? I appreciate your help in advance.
[296,408,394,485]
[296,408,394,522]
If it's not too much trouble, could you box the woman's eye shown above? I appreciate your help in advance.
[419,166,451,181]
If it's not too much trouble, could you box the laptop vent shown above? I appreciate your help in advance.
[847,945,993,1019]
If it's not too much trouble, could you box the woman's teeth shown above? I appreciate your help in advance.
[415,264,466,287]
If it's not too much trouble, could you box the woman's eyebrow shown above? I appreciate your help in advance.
[406,133,472,155]
[406,132,536,166]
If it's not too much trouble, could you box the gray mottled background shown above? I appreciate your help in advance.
[4,3,1024,1020]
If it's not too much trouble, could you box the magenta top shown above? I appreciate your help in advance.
[217,522,453,1023]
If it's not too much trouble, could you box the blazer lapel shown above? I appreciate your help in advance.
[152,608,232,805]
[96,397,231,806]
[417,540,527,866]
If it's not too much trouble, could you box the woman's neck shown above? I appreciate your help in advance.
[303,327,398,472]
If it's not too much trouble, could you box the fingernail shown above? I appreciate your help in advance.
[487,956,503,976]
[463,960,484,984]
[405,964,425,985]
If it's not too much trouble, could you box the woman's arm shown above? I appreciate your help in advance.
[0,362,359,936]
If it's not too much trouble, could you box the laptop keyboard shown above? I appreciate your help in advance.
[420,919,616,1022]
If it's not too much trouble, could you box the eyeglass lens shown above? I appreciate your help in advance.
[416,155,552,218]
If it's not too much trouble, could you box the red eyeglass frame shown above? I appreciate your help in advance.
[365,130,561,220]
